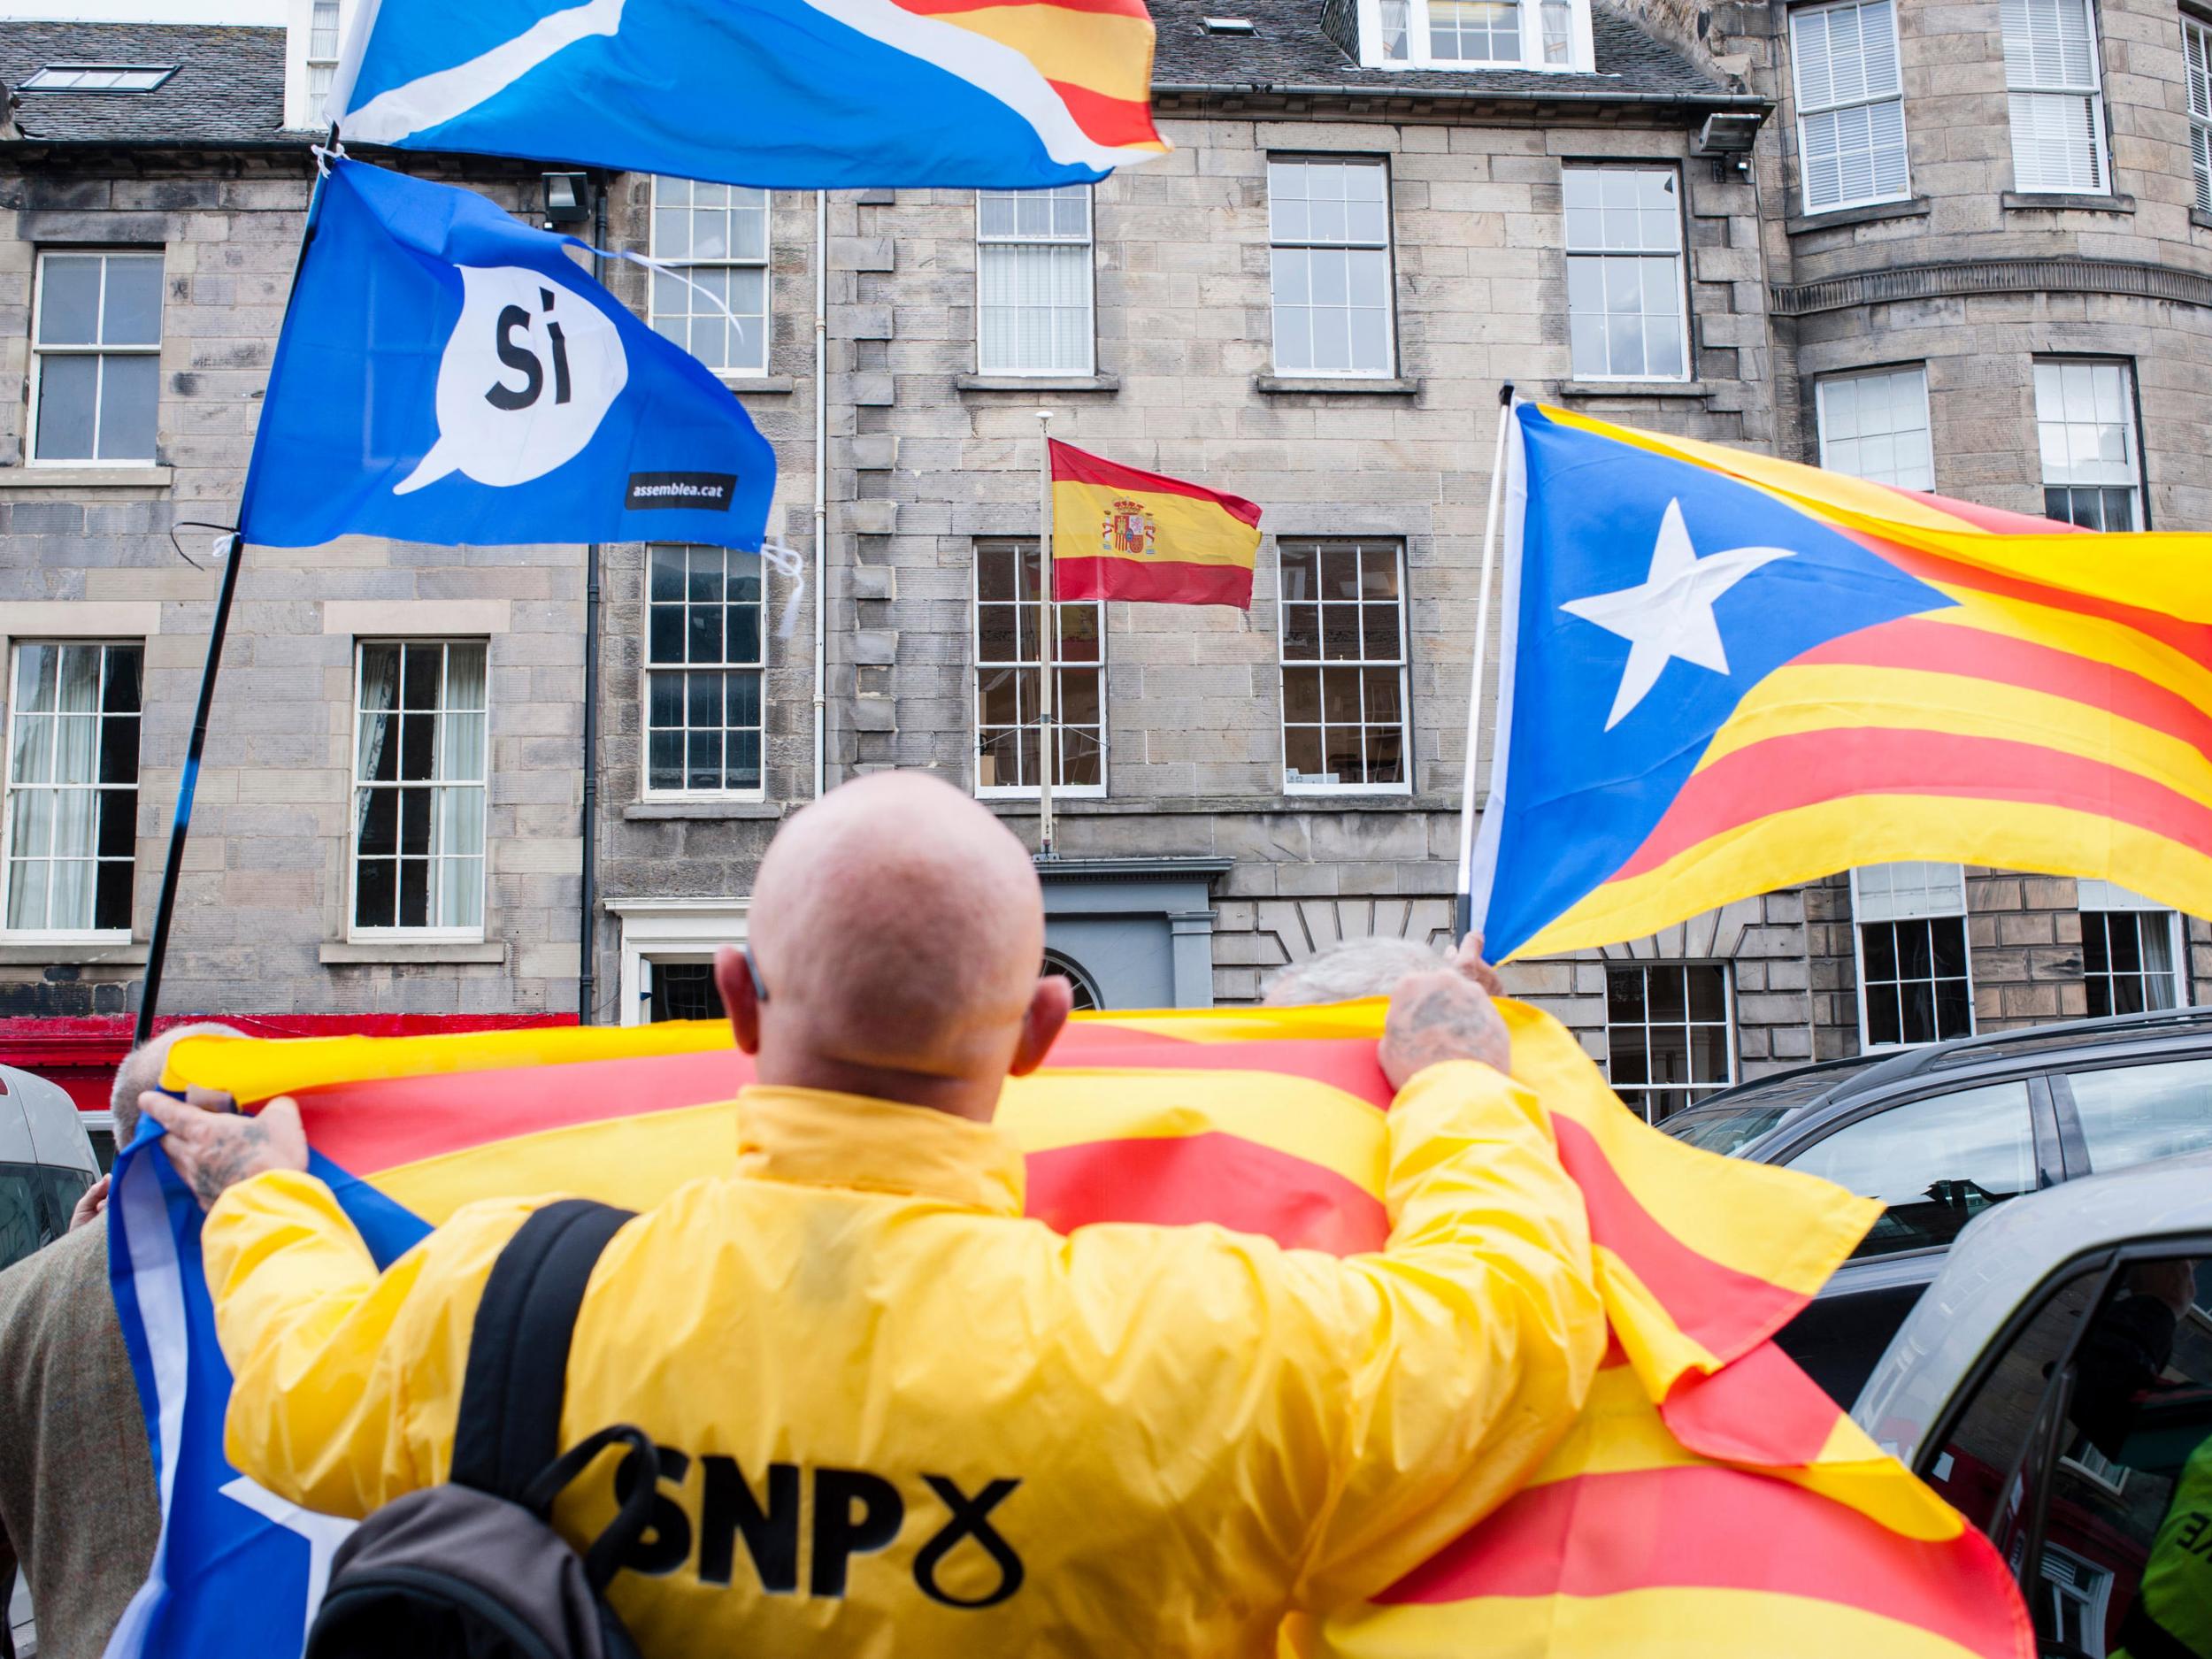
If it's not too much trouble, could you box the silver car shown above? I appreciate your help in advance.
[1855,1148,2212,1656]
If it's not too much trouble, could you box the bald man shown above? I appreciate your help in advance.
[150,773,1603,1658]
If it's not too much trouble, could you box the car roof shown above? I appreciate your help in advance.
[0,1063,97,1173]
[1850,1145,2212,1466]
[1671,1007,2212,1154]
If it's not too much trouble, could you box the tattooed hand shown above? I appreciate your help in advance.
[137,1086,310,1210]
[1378,934,1512,1090]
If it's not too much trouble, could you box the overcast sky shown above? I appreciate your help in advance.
[0,0,286,20]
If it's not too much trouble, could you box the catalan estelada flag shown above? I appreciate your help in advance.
[109,1003,2026,1659]
[331,0,1167,190]
[1471,403,2212,959]
[1050,439,1263,607]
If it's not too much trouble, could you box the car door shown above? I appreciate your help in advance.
[1770,1076,2059,1404]
[2053,1050,2212,1181]
[1916,1243,2212,1658]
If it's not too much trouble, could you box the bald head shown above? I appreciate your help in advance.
[112,1021,247,1141]
[718,772,1071,1118]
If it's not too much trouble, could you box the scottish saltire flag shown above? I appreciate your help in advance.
[237,157,775,553]
[327,0,1167,188]
[110,1007,2026,1659]
[1471,403,2212,959]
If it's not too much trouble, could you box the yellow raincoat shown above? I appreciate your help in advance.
[201,1062,1603,1656]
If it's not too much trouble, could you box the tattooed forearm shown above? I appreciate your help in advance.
[185,1117,279,1207]
[1379,971,1511,1087]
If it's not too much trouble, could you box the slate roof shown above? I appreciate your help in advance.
[1148,0,1744,102]
[0,22,289,149]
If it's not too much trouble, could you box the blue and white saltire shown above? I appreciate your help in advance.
[103,1126,428,1659]
[326,0,1163,189]
[236,157,775,554]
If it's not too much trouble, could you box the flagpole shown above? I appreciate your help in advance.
[1036,409,1056,859]
[134,134,338,1046]
[1454,383,1515,946]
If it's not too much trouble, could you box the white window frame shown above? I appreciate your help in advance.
[2000,0,2111,196]
[972,538,1108,802]
[0,639,142,943]
[283,0,354,130]
[648,176,772,380]
[1603,961,1738,1125]
[610,897,749,1027]
[2189,15,2212,213]
[1268,155,1399,380]
[2077,878,2187,1016]
[974,187,1095,379]
[2034,357,2143,531]
[1816,365,1934,489]
[1277,539,1414,798]
[640,543,767,805]
[1790,0,1912,213]
[28,249,163,468]
[347,638,489,944]
[1851,862,1975,1049]
[1355,0,1594,70]
[1563,164,1694,384]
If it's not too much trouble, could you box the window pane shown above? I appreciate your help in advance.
[2069,1058,2212,1173]
[37,256,102,345]
[101,255,164,347]
[1788,1081,2035,1257]
[96,352,158,461]
[35,353,98,460]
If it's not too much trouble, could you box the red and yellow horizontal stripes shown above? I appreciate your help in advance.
[1524,405,2212,957]
[885,0,1166,152]
[1048,439,1263,606]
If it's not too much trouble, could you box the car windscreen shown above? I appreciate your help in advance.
[1664,1101,1801,1155]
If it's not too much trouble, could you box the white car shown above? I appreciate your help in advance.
[1855,1148,2212,1655]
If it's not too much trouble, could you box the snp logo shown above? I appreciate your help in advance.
[396,265,627,496]
[616,1448,1025,1609]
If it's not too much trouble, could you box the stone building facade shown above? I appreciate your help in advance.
[0,0,2206,1119]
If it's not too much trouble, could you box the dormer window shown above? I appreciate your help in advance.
[284,0,357,129]
[1360,0,1591,70]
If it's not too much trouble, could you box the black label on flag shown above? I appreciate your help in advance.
[626,472,737,511]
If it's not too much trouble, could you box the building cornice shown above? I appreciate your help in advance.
[1771,255,2212,318]
[1152,81,1769,123]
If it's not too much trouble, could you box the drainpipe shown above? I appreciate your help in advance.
[577,175,608,1024]
[812,188,829,799]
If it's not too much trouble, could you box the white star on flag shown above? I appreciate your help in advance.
[1560,497,1795,730]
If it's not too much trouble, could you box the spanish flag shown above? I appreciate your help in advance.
[134,1005,2028,1659]
[1049,439,1263,607]
[1475,403,2212,959]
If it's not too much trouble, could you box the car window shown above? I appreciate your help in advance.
[0,1163,93,1274]
[2070,1056,2212,1175]
[2034,1257,2210,1657]
[1785,1081,2037,1260]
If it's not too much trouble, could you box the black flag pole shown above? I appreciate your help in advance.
[133,132,340,1047]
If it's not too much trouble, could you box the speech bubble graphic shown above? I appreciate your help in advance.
[395,263,628,495]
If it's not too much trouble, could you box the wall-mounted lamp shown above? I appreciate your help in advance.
[1694,111,1764,181]
[541,171,592,229]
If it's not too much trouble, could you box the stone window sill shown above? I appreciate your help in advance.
[623,801,787,820]
[0,940,149,965]
[1557,380,1711,400]
[320,941,507,965]
[2001,191,2135,215]
[955,373,1120,393]
[718,374,795,395]
[1254,374,1422,396]
[0,465,173,489]
[2193,208,2212,233]
[1785,196,1930,236]
[987,793,1460,816]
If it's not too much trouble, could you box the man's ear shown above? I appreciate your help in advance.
[1010,974,1075,1077]
[715,943,762,1056]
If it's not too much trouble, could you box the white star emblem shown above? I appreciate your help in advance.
[1560,498,1795,730]
[221,1476,357,1644]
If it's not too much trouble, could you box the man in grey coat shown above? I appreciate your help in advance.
[0,1025,235,1659]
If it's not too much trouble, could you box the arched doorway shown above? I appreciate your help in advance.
[1043,949,1103,1011]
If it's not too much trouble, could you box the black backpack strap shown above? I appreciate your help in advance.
[451,1198,636,1504]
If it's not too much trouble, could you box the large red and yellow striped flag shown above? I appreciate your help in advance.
[1475,403,2212,959]
[1049,439,1263,607]
[152,1002,2029,1658]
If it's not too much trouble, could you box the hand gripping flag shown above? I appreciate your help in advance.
[1049,441,1263,607]
[1471,403,2212,960]
[108,1005,2028,1659]
[236,157,775,554]
[327,0,1167,189]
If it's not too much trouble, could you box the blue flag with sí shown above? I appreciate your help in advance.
[238,157,774,553]
[327,0,1166,190]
